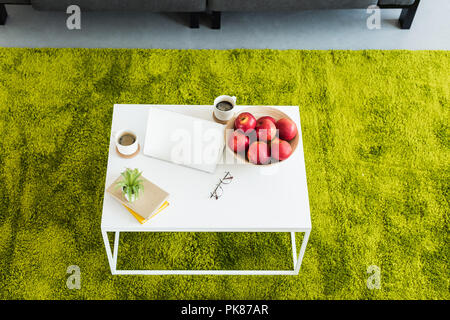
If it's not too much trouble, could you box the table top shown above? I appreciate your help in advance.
[101,104,312,232]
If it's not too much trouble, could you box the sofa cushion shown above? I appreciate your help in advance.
[0,0,30,4]
[208,0,378,11]
[31,0,206,12]
[378,0,416,5]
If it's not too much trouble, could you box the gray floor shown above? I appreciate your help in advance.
[0,0,449,50]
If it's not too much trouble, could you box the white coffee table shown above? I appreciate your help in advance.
[101,104,312,275]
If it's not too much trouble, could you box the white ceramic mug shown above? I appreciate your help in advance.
[114,129,139,156]
[213,95,236,122]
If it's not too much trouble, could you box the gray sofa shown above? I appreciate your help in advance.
[0,0,421,29]
[0,0,207,27]
[208,0,420,29]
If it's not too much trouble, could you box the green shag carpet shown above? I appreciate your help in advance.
[0,48,448,300]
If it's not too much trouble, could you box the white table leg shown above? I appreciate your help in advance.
[291,232,298,267]
[113,270,297,275]
[101,230,115,274]
[103,231,310,276]
[293,229,311,275]
[112,231,120,273]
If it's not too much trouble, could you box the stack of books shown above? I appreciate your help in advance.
[106,176,170,224]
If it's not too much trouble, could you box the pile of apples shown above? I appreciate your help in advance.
[228,112,298,165]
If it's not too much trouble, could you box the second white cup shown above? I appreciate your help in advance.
[213,95,236,123]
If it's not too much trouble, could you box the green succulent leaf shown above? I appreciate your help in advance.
[115,168,145,201]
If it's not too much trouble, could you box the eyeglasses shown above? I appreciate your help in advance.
[210,171,233,200]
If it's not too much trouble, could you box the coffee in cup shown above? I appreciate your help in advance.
[115,129,139,157]
[118,133,136,146]
[213,95,236,124]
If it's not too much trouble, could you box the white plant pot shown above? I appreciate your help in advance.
[123,189,137,203]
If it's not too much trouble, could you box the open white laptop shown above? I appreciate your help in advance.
[143,107,225,173]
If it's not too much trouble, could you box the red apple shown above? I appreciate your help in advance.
[257,116,276,126]
[276,118,298,141]
[247,141,270,165]
[228,130,249,154]
[234,112,256,133]
[255,118,277,141]
[271,138,292,161]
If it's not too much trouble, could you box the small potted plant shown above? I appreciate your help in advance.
[115,168,144,203]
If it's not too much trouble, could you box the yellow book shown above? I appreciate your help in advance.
[123,201,169,224]
[106,175,170,224]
